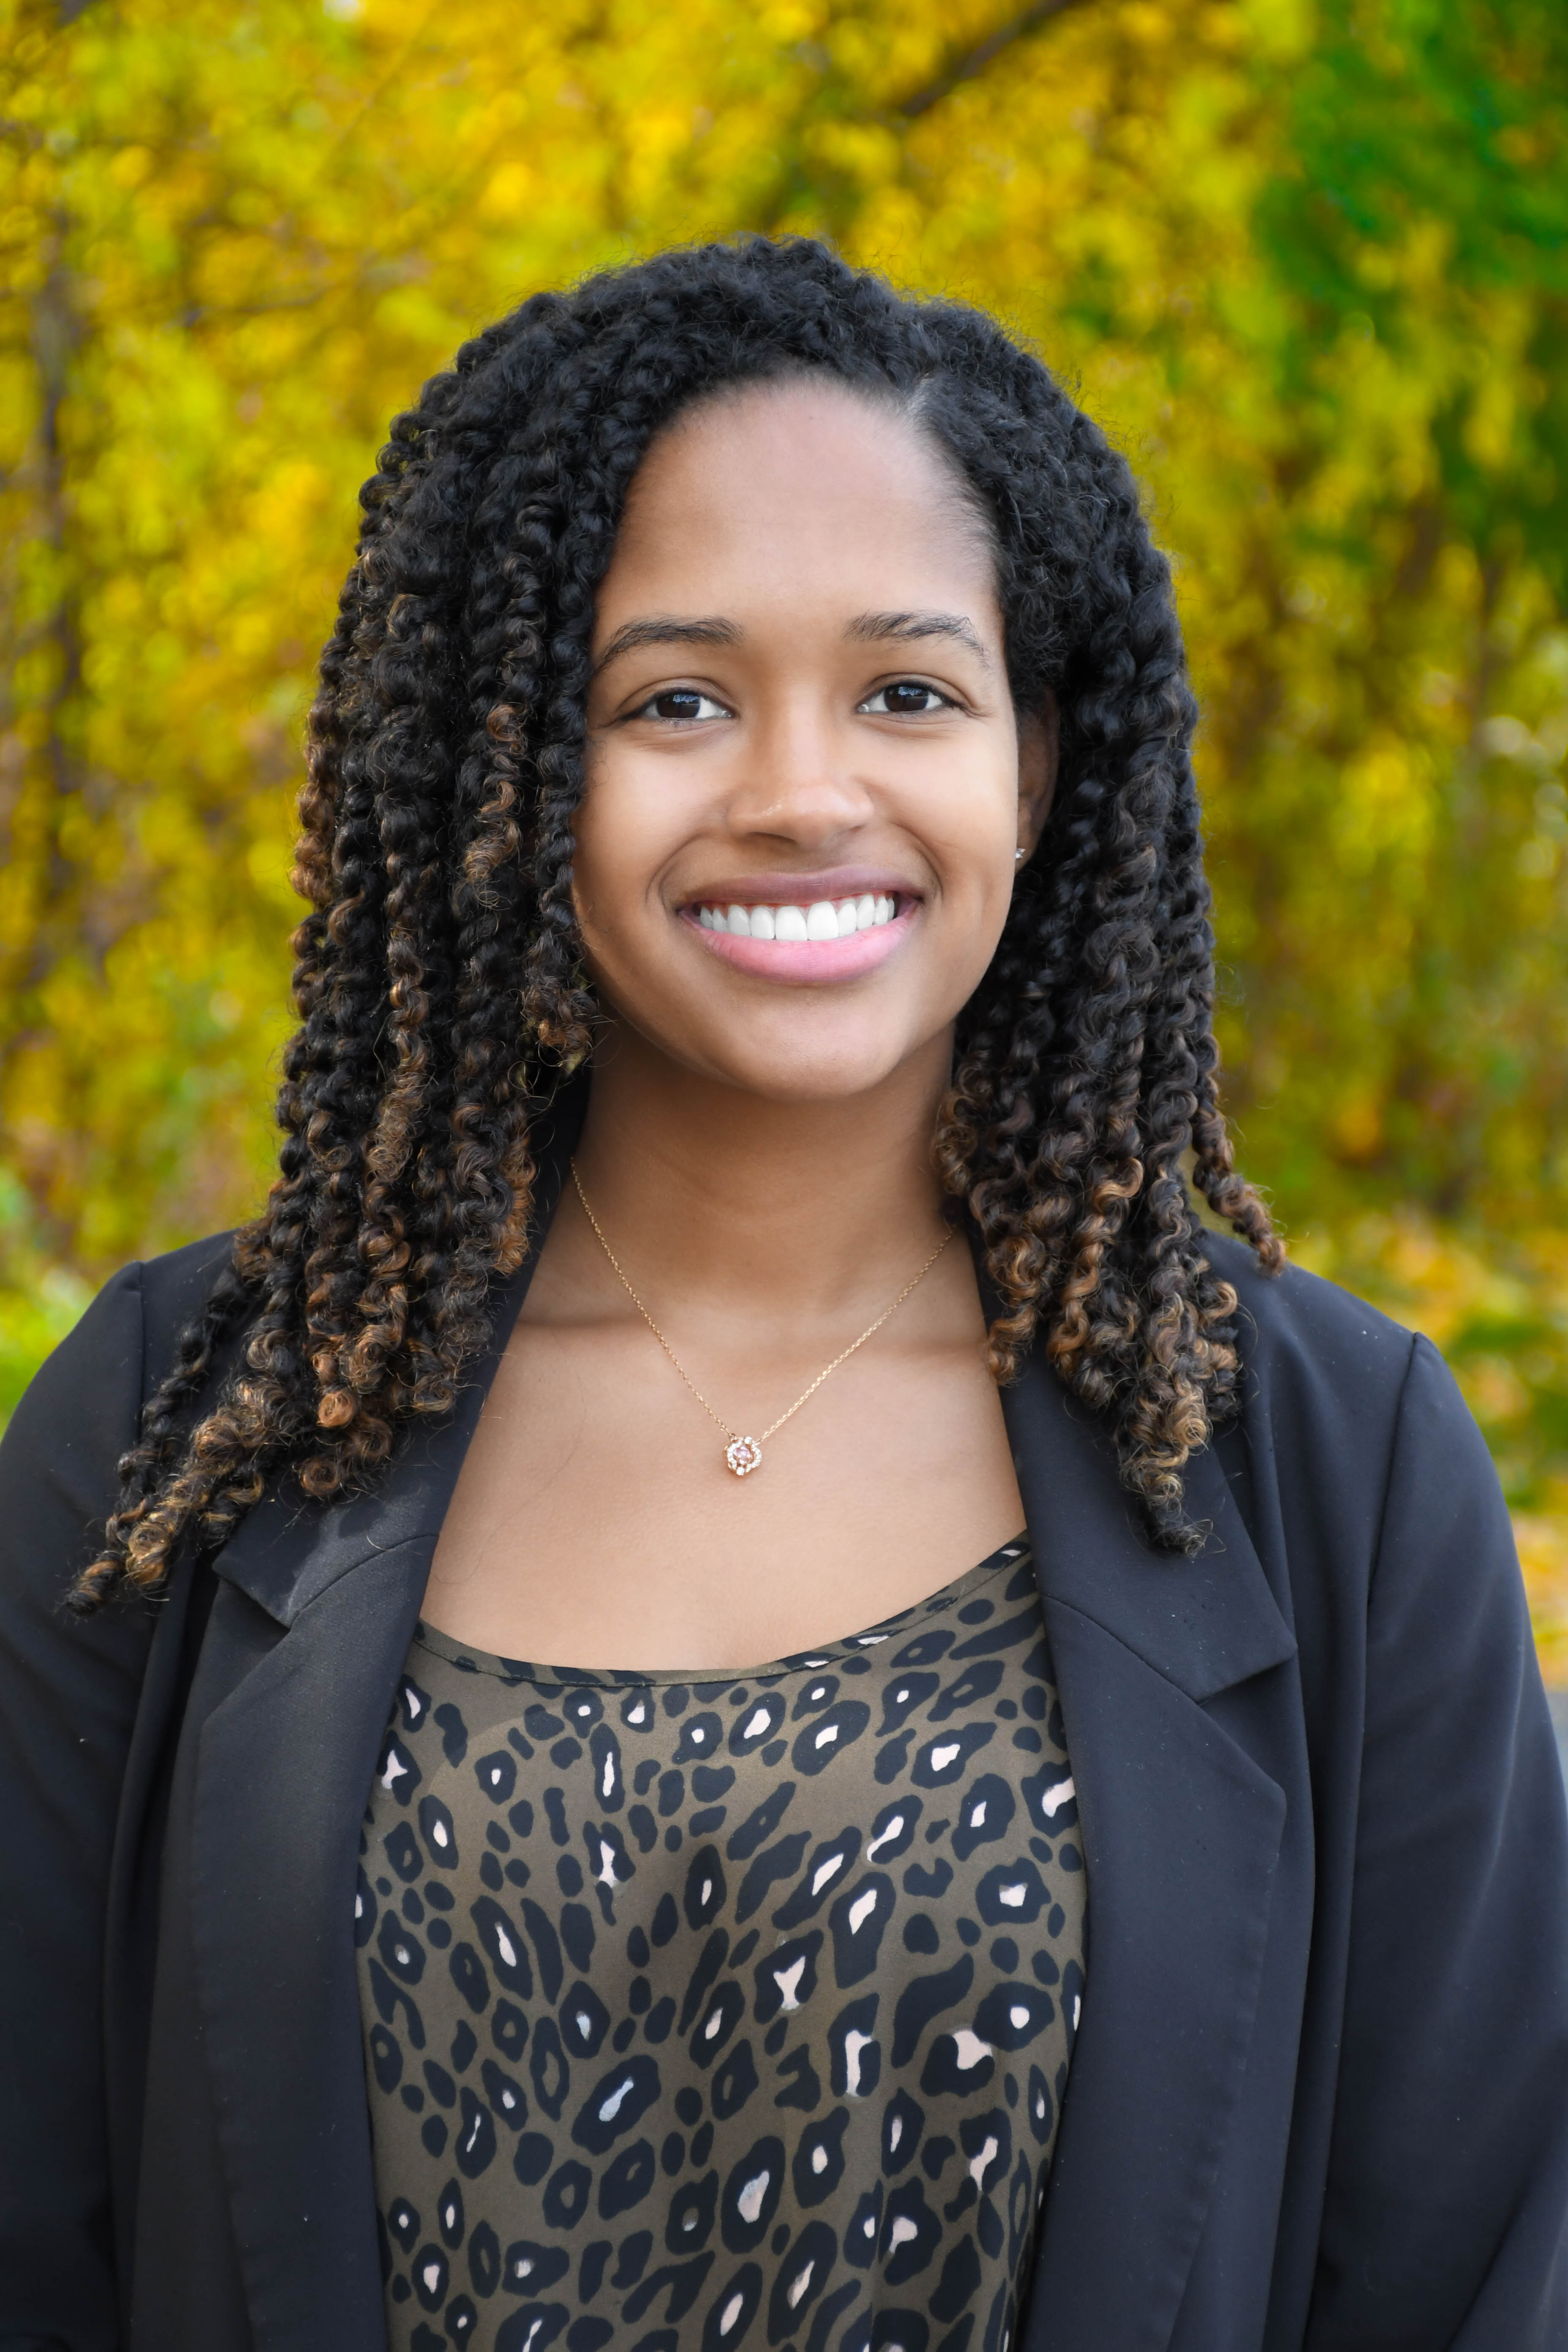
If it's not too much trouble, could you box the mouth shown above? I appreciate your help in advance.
[678,881,920,984]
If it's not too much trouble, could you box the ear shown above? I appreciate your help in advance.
[1015,692,1058,865]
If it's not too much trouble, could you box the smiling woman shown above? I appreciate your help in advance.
[1,238,1565,2352]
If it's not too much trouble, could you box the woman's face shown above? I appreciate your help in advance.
[574,378,1053,1104]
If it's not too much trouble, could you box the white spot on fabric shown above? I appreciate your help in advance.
[811,1855,844,1895]
[599,2074,637,2122]
[844,2028,876,2096]
[969,2133,999,2188]
[719,2290,746,2334]
[1040,1775,1076,1818]
[847,1889,879,1935]
[737,2168,771,2222]
[951,2028,994,2071]
[773,1957,808,2011]
[889,2215,918,2250]
[788,2261,816,2306]
[930,1742,961,1772]
[866,1814,905,1858]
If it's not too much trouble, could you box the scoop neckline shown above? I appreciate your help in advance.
[413,1532,1032,1690]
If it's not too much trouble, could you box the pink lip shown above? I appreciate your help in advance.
[680,902,919,984]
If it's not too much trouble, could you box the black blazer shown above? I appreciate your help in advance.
[3,1153,1567,2349]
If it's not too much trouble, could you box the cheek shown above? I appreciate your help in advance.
[913,757,1021,893]
[571,760,667,930]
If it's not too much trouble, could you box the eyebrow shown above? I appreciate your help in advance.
[593,616,742,675]
[592,606,988,677]
[846,610,988,660]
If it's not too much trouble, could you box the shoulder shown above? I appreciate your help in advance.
[1207,1228,1420,1449]
[0,1230,238,1630]
[1206,1231,1510,1594]
[129,1228,240,1376]
[2,1229,237,1497]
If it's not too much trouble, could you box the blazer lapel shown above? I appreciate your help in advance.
[185,1097,582,2348]
[1005,1352,1297,2352]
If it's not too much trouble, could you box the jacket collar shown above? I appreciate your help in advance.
[1008,1349,1295,1702]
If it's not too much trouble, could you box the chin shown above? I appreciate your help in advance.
[691,1022,936,1104]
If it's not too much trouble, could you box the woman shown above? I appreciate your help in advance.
[2,237,1565,2352]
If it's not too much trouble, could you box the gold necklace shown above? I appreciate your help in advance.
[570,1160,956,1478]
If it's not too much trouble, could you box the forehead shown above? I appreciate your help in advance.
[598,378,997,627]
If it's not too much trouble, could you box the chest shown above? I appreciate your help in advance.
[423,1312,1027,1670]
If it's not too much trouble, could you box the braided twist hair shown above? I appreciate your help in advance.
[71,236,1281,1613]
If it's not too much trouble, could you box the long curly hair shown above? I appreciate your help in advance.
[72,236,1281,1613]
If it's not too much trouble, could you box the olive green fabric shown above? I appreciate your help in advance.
[357,1540,1085,2352]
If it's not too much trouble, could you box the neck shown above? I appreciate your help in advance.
[567,1016,955,1322]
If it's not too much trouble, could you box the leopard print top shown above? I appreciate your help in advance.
[357,1538,1085,2352]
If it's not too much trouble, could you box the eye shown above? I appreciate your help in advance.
[858,680,955,716]
[630,687,731,724]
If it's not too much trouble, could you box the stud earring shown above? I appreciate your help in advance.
[1015,847,1026,862]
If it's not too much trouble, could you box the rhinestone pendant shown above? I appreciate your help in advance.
[725,1435,763,1478]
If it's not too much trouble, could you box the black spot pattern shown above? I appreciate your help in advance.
[359,1542,1084,2352]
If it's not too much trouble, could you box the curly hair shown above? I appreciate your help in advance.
[71,235,1281,1614]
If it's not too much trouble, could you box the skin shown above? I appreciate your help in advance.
[423,378,1055,1669]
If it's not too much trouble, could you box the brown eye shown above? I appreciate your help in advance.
[633,688,729,724]
[860,681,951,716]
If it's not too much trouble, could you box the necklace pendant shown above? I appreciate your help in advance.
[725,1435,763,1478]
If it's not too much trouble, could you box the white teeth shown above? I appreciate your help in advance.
[692,894,901,939]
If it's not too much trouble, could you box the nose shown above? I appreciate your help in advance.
[722,695,876,852]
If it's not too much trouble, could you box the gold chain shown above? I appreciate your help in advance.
[569,1159,956,1478]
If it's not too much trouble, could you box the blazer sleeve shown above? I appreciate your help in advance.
[0,1265,156,2352]
[1308,1333,1568,2347]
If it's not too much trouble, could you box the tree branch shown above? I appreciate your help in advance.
[894,0,1092,119]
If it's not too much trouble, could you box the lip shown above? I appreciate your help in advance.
[674,870,924,987]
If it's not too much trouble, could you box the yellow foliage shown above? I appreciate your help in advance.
[2,0,1566,1667]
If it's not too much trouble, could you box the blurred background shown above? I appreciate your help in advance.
[3,0,1567,1676]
